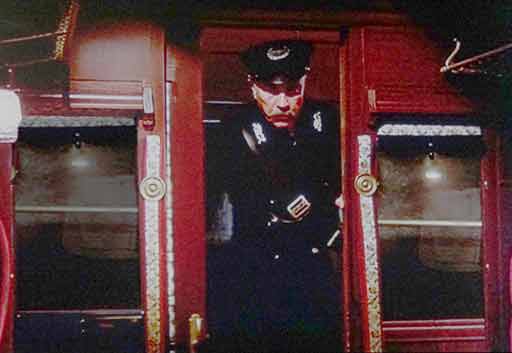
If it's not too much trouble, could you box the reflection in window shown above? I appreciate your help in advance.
[378,152,483,320]
[15,126,140,310]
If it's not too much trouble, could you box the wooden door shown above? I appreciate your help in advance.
[344,25,501,352]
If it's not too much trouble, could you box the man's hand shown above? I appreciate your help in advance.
[334,194,344,223]
[334,194,344,209]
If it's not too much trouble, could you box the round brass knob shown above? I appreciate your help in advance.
[139,176,166,201]
[354,173,379,196]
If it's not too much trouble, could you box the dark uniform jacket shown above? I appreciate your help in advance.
[225,101,341,249]
[210,101,342,352]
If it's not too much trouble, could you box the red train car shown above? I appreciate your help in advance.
[0,1,511,352]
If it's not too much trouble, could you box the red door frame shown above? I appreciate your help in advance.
[0,144,14,353]
[166,44,207,350]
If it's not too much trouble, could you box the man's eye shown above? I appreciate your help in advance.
[286,85,302,96]
[269,87,282,95]
[255,82,301,96]
[257,83,277,94]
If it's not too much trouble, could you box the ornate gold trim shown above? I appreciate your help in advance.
[357,135,383,353]
[144,135,162,353]
[377,124,481,136]
[165,82,177,342]
[54,0,80,60]
[21,116,136,127]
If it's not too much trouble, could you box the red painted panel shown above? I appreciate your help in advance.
[498,136,512,352]
[360,26,474,116]
[308,44,340,102]
[384,319,486,343]
[20,94,140,117]
[69,22,153,82]
[67,21,160,109]
[202,54,251,102]
[363,26,449,89]
[68,80,142,96]
[339,42,353,353]
[200,27,340,53]
[385,340,488,352]
[481,131,500,351]
[369,86,474,114]
[384,320,487,353]
[344,27,370,352]
[167,46,206,347]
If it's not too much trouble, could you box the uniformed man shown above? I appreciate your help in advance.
[210,39,343,353]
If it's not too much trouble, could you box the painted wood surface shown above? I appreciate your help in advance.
[166,45,207,349]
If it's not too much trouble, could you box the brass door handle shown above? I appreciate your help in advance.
[189,313,204,353]
[139,176,166,201]
[354,173,379,196]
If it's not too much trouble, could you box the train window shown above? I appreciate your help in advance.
[377,151,483,320]
[14,123,140,310]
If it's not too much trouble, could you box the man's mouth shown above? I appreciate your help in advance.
[268,118,290,128]
[269,115,290,123]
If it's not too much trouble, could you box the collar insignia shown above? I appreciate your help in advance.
[266,46,290,61]
[252,123,267,144]
[313,111,322,132]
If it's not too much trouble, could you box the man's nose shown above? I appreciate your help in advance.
[276,93,290,112]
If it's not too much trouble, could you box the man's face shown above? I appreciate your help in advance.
[251,75,306,129]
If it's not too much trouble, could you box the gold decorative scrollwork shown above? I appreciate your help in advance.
[357,135,383,352]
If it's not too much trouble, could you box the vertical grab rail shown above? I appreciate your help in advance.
[189,314,204,353]
[0,220,11,348]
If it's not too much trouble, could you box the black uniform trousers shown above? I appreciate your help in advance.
[207,218,341,353]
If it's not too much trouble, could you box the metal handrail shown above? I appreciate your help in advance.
[441,38,512,75]
[15,206,480,226]
[15,205,138,213]
[378,219,481,227]
[0,31,69,45]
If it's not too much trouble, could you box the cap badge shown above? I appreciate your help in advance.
[266,46,290,61]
